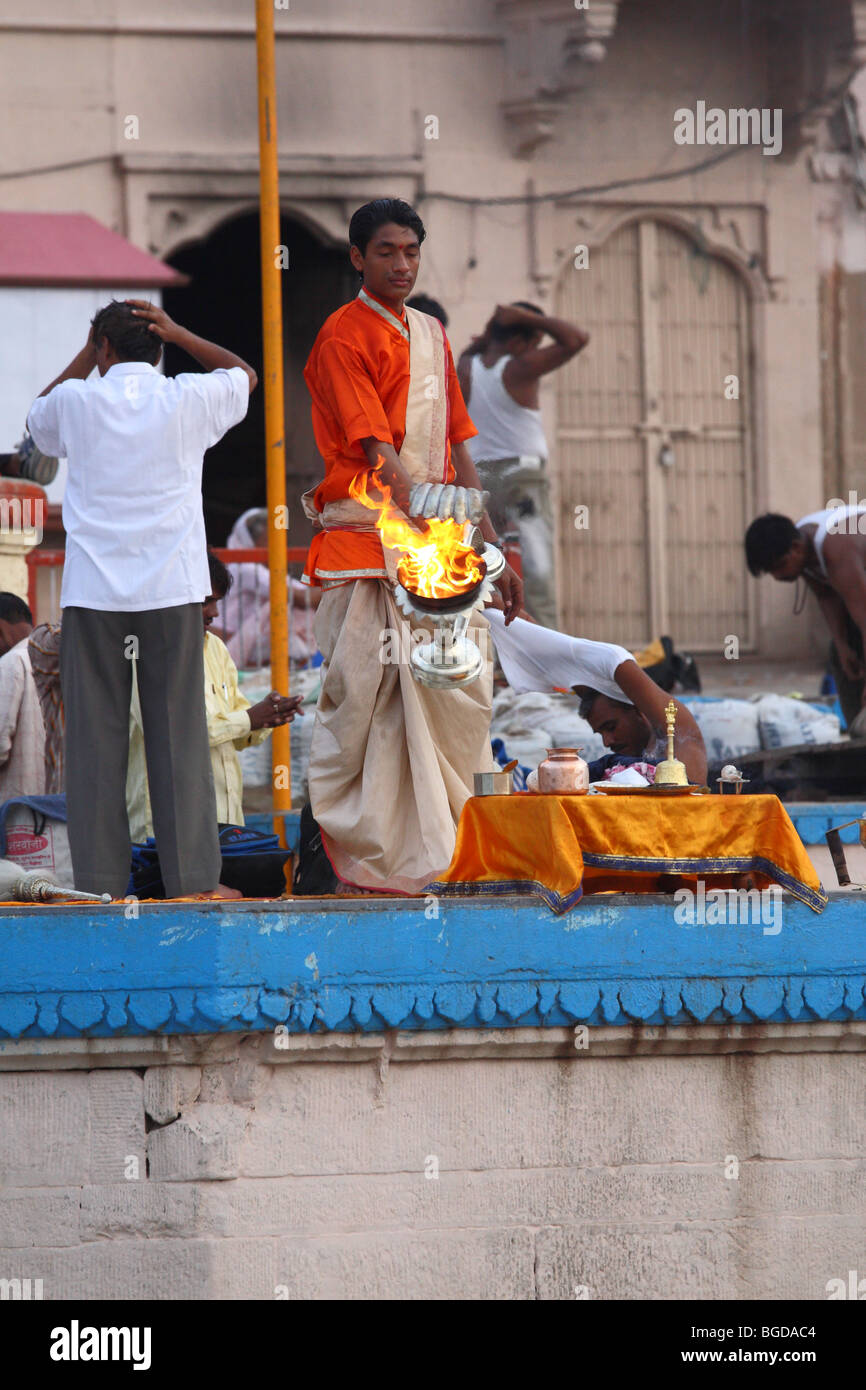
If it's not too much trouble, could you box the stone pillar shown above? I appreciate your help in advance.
[0,479,47,608]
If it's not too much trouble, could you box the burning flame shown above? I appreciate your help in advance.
[349,464,484,599]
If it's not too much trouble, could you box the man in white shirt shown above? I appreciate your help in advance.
[0,593,46,803]
[27,299,257,899]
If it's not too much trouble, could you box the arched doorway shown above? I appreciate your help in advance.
[555,218,755,651]
[162,211,356,547]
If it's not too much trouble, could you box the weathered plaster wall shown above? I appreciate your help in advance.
[1,1028,863,1301]
[2,893,862,1299]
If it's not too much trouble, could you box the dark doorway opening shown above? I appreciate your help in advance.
[163,211,356,546]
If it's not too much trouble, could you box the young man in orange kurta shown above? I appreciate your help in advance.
[302,198,522,895]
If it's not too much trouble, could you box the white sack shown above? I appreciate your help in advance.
[2,811,72,882]
[493,729,554,770]
[756,695,841,749]
[543,715,607,762]
[682,699,762,762]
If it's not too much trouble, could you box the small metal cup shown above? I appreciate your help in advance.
[473,770,513,796]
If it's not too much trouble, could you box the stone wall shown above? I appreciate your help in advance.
[1,1026,863,1300]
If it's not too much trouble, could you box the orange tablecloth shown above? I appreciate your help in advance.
[429,793,827,914]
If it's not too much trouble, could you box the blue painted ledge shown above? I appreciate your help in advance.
[781,802,866,845]
[0,893,864,1040]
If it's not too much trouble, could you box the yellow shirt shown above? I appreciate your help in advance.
[125,630,270,843]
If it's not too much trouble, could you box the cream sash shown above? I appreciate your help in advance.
[302,294,449,549]
[399,301,449,486]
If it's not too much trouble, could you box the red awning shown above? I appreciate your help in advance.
[0,212,186,288]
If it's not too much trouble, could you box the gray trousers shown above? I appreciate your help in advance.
[828,618,864,729]
[475,457,558,629]
[60,604,221,898]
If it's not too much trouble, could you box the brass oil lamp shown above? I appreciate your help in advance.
[394,541,505,689]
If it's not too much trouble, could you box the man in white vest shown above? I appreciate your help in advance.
[458,302,589,628]
[746,506,866,733]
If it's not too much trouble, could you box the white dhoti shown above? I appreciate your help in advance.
[309,579,494,895]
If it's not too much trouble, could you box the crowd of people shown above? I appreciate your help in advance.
[0,195,589,898]
[2,194,862,900]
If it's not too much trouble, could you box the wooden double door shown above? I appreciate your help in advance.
[555,218,754,651]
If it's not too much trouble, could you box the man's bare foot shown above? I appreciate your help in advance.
[192,884,243,901]
[334,881,381,897]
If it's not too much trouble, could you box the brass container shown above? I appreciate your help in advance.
[537,747,589,795]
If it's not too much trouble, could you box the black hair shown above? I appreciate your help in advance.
[744,514,800,577]
[489,300,545,344]
[348,199,426,256]
[577,689,600,721]
[407,293,448,327]
[577,687,632,722]
[207,550,233,599]
[0,592,33,625]
[90,300,162,366]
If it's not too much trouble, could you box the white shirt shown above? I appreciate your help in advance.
[27,362,249,611]
[486,609,634,705]
[0,640,47,802]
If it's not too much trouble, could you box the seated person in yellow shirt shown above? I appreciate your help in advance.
[126,550,303,843]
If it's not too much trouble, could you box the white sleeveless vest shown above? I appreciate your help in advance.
[797,504,866,576]
[466,355,548,464]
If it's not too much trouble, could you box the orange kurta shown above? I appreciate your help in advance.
[302,292,476,586]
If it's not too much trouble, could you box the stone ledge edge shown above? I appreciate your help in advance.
[2,1020,866,1069]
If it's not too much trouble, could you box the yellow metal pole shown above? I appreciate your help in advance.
[255,0,291,843]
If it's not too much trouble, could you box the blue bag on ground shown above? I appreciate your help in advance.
[128,823,290,899]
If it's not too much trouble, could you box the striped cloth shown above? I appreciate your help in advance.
[27,622,64,793]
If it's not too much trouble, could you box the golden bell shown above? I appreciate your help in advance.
[653,700,689,786]
[653,756,689,786]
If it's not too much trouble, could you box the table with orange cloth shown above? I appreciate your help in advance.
[428,792,827,914]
